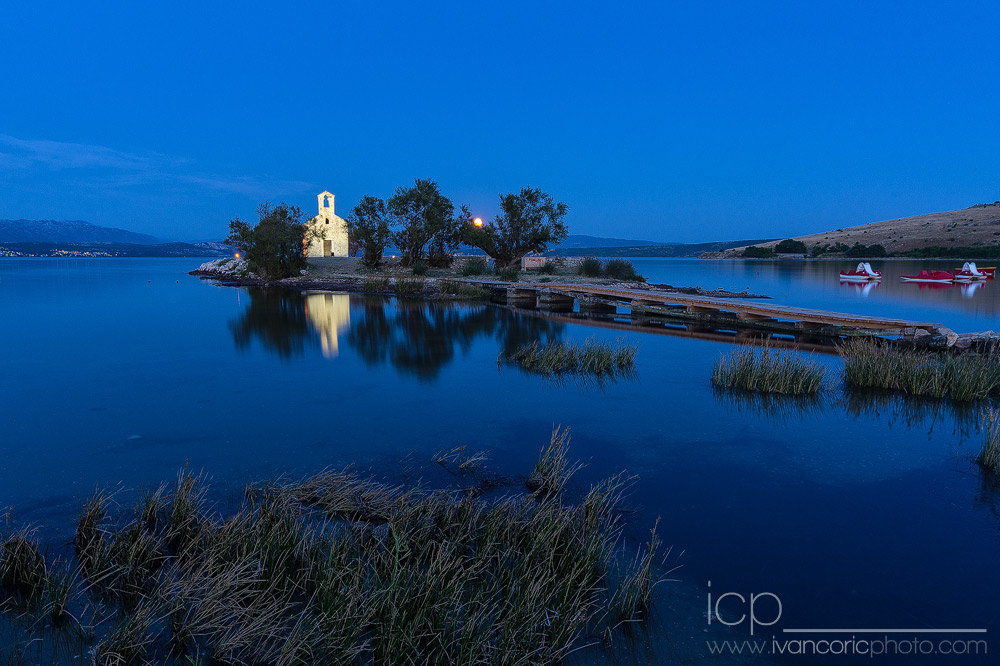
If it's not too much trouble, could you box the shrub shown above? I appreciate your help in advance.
[438,280,490,299]
[578,256,603,277]
[460,258,490,276]
[410,261,428,276]
[495,266,519,282]
[538,261,557,274]
[603,258,644,282]
[711,344,826,395]
[362,275,390,292]
[845,243,887,258]
[775,239,807,253]
[394,276,426,295]
[741,245,777,258]
[225,202,308,279]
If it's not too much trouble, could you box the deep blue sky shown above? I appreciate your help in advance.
[1,1,997,243]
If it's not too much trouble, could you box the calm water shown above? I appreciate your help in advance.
[634,258,1000,334]
[1,257,998,663]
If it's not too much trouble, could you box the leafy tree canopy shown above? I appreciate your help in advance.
[465,187,569,268]
[347,195,393,269]
[226,202,309,279]
[388,179,463,267]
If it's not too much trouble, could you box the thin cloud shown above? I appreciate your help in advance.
[0,134,313,196]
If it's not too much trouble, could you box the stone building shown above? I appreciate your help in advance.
[305,191,349,257]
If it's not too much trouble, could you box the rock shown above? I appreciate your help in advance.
[913,328,931,339]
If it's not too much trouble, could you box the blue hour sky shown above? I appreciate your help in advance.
[1,1,997,243]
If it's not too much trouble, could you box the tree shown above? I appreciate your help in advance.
[388,179,463,267]
[774,238,807,254]
[741,245,776,258]
[226,202,310,279]
[347,195,393,268]
[464,187,569,268]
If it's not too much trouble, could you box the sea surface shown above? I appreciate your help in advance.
[1,257,998,663]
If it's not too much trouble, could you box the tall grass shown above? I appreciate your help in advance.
[393,276,426,295]
[361,275,390,292]
[979,408,1000,474]
[502,337,638,380]
[840,339,1000,401]
[438,280,490,299]
[0,431,669,664]
[495,266,519,282]
[460,258,490,276]
[712,344,826,395]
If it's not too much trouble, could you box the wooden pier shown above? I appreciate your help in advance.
[471,281,942,340]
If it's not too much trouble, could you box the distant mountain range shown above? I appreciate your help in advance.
[556,234,664,248]
[0,219,229,257]
[0,220,773,260]
[547,235,777,258]
[0,219,165,245]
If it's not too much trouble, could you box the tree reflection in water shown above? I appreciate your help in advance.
[230,289,565,378]
[347,296,565,381]
[230,288,316,359]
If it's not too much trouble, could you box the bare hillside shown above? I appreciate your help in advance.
[714,202,1000,256]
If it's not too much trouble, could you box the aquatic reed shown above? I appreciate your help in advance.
[0,429,669,664]
[393,276,425,295]
[979,408,1000,474]
[0,527,47,601]
[840,339,1000,401]
[711,344,826,395]
[503,337,638,379]
[438,280,490,299]
[361,275,390,292]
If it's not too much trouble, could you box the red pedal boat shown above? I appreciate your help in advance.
[839,262,882,281]
[952,262,991,280]
[900,270,955,283]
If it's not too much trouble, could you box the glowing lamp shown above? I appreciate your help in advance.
[235,252,241,259]
[473,217,484,227]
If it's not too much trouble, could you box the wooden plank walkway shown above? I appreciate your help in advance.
[494,282,942,334]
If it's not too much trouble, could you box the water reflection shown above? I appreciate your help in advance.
[961,282,986,299]
[304,292,350,358]
[230,288,316,359]
[840,389,984,438]
[347,296,565,380]
[839,280,880,298]
[230,289,565,379]
[712,386,824,423]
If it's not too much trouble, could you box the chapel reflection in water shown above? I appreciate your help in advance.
[230,289,565,379]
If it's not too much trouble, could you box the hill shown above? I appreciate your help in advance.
[0,219,166,245]
[546,238,776,258]
[713,202,1000,257]
[0,241,229,258]
[556,234,663,248]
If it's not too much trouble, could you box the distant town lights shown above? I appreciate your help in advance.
[473,217,484,227]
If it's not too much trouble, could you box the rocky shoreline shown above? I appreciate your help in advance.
[189,258,770,299]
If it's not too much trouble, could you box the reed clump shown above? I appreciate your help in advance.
[460,257,490,276]
[393,276,426,295]
[438,280,490,300]
[979,408,1000,474]
[840,339,1000,401]
[1,430,668,664]
[503,337,638,379]
[711,344,826,395]
[361,275,390,292]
